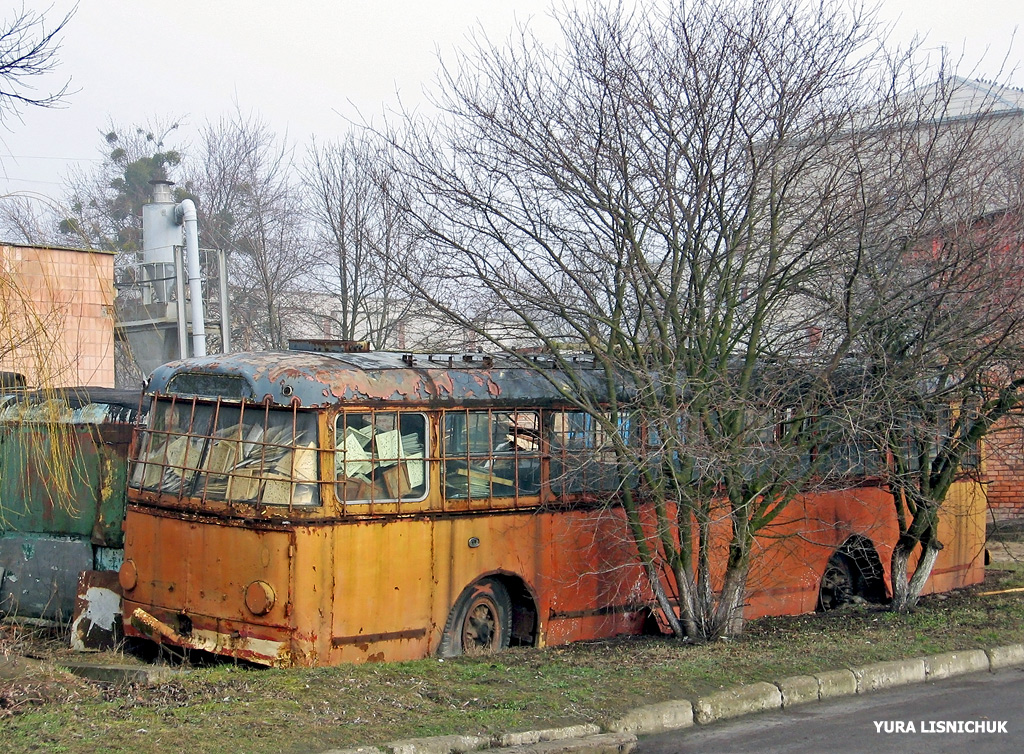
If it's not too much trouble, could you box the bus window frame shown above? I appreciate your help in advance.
[549,409,628,496]
[442,408,543,504]
[130,394,322,509]
[333,409,430,508]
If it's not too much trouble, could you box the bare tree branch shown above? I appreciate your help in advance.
[0,2,75,122]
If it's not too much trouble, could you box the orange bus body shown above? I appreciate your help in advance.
[119,349,986,666]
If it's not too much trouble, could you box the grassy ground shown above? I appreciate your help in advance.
[2,546,1023,754]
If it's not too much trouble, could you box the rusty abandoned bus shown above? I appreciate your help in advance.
[118,344,987,666]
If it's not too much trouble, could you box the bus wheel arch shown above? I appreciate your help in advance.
[500,574,539,648]
[817,535,886,611]
[438,574,538,658]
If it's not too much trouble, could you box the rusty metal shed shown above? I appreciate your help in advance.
[0,387,140,621]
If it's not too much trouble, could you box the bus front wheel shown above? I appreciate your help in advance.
[439,578,513,657]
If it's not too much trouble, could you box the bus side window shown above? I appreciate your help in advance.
[443,410,540,499]
[335,411,427,503]
[550,411,622,495]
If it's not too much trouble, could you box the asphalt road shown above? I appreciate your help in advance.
[636,667,1024,754]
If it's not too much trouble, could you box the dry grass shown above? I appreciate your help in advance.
[1,552,1022,754]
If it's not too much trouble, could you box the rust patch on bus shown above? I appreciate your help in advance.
[146,351,612,409]
[130,607,185,644]
[331,628,427,647]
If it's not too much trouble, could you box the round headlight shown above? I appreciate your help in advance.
[244,580,276,616]
[118,559,138,591]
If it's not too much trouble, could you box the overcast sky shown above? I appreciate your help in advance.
[1,0,1021,203]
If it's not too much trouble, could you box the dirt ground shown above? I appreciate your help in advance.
[988,538,1024,564]
[0,625,98,716]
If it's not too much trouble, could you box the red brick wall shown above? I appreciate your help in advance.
[0,243,115,388]
[984,420,1024,519]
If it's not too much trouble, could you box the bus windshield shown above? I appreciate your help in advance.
[130,398,319,507]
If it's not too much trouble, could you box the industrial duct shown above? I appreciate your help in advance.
[176,199,207,357]
[140,181,207,359]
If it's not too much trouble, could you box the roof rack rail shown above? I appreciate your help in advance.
[426,353,495,368]
[288,339,371,354]
[525,352,598,367]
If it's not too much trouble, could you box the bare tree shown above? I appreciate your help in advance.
[0,4,73,251]
[0,2,73,122]
[383,0,926,640]
[833,72,1024,611]
[0,193,60,244]
[302,133,427,349]
[184,110,310,350]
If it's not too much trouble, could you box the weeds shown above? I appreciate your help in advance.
[0,563,1022,753]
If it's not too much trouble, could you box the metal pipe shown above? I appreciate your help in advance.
[174,245,189,359]
[176,199,207,357]
[218,248,231,353]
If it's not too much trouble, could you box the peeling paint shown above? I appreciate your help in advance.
[123,348,987,669]
[71,587,120,635]
[147,351,616,409]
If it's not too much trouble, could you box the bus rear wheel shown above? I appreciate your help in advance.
[818,553,856,610]
[439,578,512,657]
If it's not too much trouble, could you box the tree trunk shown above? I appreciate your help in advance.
[674,560,750,642]
[713,562,750,639]
[890,539,911,611]
[890,536,941,612]
[647,563,685,639]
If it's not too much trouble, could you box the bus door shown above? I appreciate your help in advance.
[330,409,434,662]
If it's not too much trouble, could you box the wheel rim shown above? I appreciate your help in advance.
[462,596,501,655]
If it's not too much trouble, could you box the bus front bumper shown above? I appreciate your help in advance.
[127,606,293,667]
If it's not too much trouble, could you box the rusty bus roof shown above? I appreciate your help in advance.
[146,350,619,409]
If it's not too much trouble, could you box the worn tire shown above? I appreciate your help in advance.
[818,553,856,611]
[438,578,513,658]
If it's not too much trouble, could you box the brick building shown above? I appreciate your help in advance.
[0,242,115,388]
[984,424,1024,519]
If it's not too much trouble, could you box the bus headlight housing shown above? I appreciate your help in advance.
[119,559,138,591]
[244,580,276,616]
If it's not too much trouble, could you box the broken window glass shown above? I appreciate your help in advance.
[334,411,428,504]
[130,398,319,506]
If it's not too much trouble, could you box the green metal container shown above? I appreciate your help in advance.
[0,388,139,620]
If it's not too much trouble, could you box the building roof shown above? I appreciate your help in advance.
[909,76,1024,120]
[0,240,115,256]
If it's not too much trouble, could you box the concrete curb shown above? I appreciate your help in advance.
[493,733,636,754]
[324,734,634,754]
[987,644,1024,669]
[775,674,819,708]
[692,681,782,724]
[324,643,1024,754]
[815,668,857,699]
[923,649,990,680]
[495,725,602,748]
[387,735,490,754]
[605,701,692,735]
[851,658,927,693]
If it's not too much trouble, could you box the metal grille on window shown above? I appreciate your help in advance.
[443,410,541,500]
[130,396,319,507]
[334,411,428,504]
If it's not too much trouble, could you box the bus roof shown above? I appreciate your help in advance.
[146,350,617,409]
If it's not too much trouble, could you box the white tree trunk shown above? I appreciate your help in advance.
[891,542,940,612]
